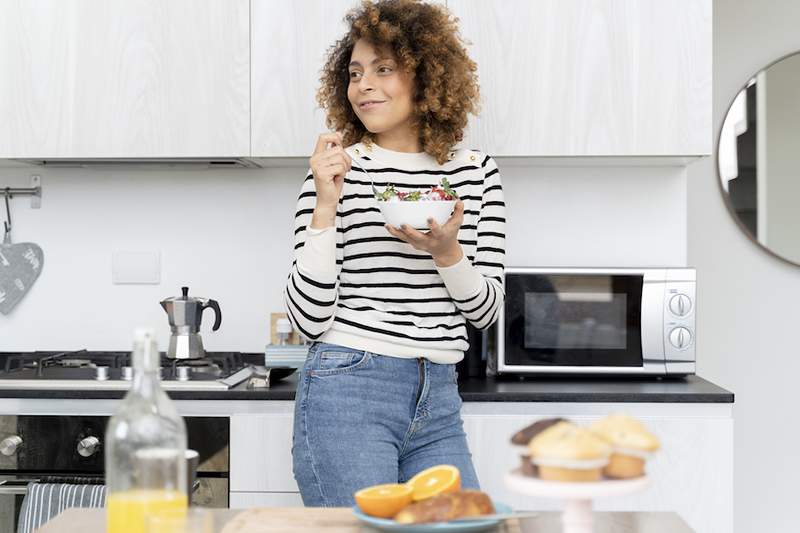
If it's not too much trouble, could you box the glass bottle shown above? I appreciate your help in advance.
[105,329,188,533]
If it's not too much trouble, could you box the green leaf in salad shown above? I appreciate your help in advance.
[377,184,398,201]
[440,177,459,200]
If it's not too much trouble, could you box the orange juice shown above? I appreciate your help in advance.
[106,489,188,533]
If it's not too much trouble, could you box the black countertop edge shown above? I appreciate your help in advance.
[0,374,733,403]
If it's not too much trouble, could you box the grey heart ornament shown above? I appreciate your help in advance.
[0,241,44,315]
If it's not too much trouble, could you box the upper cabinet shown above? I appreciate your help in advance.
[251,0,356,158]
[447,0,712,157]
[0,0,250,159]
[0,0,710,160]
[251,0,447,158]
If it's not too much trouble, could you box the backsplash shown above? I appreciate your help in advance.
[0,162,687,351]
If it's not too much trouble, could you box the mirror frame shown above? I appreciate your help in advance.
[716,49,800,268]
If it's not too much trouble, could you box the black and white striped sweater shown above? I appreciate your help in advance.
[283,141,505,364]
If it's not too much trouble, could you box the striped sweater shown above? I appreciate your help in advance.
[283,141,505,364]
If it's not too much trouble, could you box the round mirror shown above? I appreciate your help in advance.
[717,51,800,267]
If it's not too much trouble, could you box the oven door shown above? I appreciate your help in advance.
[499,269,663,374]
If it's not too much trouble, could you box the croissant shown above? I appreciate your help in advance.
[393,490,495,524]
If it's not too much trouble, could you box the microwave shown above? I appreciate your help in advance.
[496,267,695,376]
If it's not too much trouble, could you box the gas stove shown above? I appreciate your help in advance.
[0,350,286,391]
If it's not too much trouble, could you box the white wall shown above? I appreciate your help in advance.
[0,162,687,351]
[689,0,800,531]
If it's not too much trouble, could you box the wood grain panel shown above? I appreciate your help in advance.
[447,0,712,156]
[230,413,299,492]
[251,0,357,157]
[463,413,732,533]
[0,0,250,158]
[251,0,448,157]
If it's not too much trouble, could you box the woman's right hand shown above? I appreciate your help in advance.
[309,132,351,226]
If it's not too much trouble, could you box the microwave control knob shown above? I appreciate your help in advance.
[0,435,23,456]
[669,294,692,317]
[669,327,693,350]
[77,436,101,457]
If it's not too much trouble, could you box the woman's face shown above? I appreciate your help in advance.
[347,39,416,138]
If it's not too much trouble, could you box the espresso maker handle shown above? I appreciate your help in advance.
[203,299,222,331]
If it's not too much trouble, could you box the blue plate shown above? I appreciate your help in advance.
[353,501,512,532]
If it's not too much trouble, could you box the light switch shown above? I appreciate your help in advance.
[112,251,161,285]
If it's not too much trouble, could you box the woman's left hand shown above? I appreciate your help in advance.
[386,200,465,267]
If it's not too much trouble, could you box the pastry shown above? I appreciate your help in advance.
[511,418,566,478]
[590,414,660,479]
[393,490,495,524]
[511,418,566,446]
[528,421,611,482]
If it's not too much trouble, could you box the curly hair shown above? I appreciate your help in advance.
[317,0,480,165]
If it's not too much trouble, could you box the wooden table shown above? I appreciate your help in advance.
[37,507,695,533]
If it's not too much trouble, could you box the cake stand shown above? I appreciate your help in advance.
[504,469,650,533]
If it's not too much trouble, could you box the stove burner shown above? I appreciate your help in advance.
[172,359,223,378]
[0,350,271,391]
[176,366,191,382]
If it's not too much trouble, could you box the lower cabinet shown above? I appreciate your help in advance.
[230,409,298,492]
[230,401,732,533]
[460,403,733,533]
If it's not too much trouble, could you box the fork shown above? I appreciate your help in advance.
[350,155,381,199]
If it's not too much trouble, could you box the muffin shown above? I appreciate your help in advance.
[590,414,660,479]
[510,418,566,477]
[528,421,611,482]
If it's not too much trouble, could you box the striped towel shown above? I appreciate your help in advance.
[18,483,106,533]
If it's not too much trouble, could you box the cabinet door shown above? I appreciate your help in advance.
[0,0,250,158]
[230,413,299,492]
[251,0,448,157]
[251,0,356,157]
[447,0,711,156]
[462,412,732,533]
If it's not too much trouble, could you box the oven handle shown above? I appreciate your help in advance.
[0,479,39,495]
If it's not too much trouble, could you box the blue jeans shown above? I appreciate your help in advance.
[291,342,480,507]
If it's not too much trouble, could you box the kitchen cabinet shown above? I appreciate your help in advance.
[0,0,250,158]
[251,0,710,158]
[460,404,733,533]
[230,412,299,493]
[446,0,712,157]
[229,401,732,533]
[250,0,446,158]
[251,0,355,158]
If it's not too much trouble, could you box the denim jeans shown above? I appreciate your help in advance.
[291,342,480,507]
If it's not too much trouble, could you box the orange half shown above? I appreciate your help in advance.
[405,464,461,501]
[354,483,414,518]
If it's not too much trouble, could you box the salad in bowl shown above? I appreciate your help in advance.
[376,178,458,230]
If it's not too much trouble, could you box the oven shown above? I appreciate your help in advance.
[497,267,696,376]
[0,415,228,532]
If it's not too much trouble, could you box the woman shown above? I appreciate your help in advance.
[284,0,505,507]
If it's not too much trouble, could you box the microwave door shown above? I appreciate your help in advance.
[502,273,645,370]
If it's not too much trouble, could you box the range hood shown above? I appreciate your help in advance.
[14,157,263,169]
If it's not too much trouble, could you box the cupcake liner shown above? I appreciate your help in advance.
[611,446,655,460]
[514,444,530,455]
[532,455,610,470]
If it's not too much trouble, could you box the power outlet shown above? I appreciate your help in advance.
[270,312,300,345]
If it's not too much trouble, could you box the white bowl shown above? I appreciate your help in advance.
[378,200,457,230]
